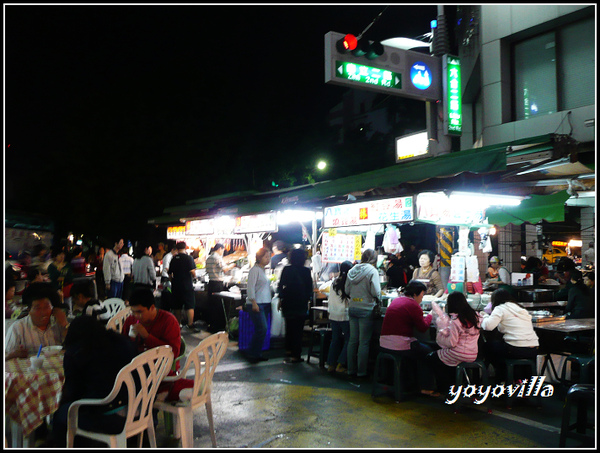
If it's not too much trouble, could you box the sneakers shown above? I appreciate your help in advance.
[327,364,336,373]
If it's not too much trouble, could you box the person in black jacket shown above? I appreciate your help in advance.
[277,248,313,363]
[51,315,137,447]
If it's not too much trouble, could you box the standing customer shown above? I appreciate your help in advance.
[582,242,594,268]
[47,249,73,294]
[428,292,482,395]
[379,280,438,396]
[278,248,313,363]
[168,242,199,332]
[103,238,125,299]
[481,288,539,383]
[94,247,106,301]
[245,247,272,363]
[119,246,134,302]
[205,243,236,333]
[132,243,157,291]
[345,249,381,378]
[326,260,353,373]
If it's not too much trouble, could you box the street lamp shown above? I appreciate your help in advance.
[317,160,327,171]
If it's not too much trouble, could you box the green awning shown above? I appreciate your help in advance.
[486,191,570,226]
[280,139,512,204]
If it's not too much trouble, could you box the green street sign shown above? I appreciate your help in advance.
[335,60,402,90]
[443,55,462,136]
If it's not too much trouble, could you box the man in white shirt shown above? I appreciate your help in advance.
[103,238,124,299]
[119,247,134,302]
[5,282,69,359]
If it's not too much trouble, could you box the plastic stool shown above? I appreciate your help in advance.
[559,384,595,447]
[453,360,492,414]
[561,355,595,386]
[306,327,332,368]
[371,352,417,402]
[505,358,539,408]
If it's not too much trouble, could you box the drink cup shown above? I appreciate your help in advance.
[30,356,44,370]
[129,325,137,338]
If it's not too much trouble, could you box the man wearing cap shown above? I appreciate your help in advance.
[487,256,510,286]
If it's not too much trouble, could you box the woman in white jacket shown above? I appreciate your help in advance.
[481,288,539,383]
[326,261,353,373]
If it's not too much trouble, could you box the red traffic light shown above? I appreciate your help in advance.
[336,34,358,53]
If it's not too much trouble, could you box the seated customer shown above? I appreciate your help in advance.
[122,287,181,359]
[51,315,137,447]
[565,269,594,319]
[5,282,69,360]
[379,280,438,397]
[70,280,111,325]
[481,288,539,382]
[428,292,483,395]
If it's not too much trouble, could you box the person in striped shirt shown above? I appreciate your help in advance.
[5,282,69,360]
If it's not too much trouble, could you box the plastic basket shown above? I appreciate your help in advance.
[238,310,271,351]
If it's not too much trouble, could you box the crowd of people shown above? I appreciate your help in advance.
[4,235,595,445]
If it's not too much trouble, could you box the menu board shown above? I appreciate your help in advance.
[322,231,362,263]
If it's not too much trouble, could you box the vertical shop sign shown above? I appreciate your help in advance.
[443,55,462,136]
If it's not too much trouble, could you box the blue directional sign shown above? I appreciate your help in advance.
[410,62,432,90]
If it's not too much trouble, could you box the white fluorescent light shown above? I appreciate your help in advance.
[449,191,524,207]
[277,210,321,225]
[381,37,430,50]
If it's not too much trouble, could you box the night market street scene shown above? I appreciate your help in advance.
[4,3,596,450]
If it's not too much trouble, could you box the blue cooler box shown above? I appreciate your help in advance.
[238,310,272,351]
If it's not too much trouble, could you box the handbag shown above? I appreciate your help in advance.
[371,299,382,319]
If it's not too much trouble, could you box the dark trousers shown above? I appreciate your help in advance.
[484,340,539,382]
[427,352,457,395]
[284,315,306,359]
[380,341,435,391]
[52,402,126,447]
[207,280,226,332]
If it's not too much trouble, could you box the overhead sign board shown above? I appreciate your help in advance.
[396,131,429,162]
[416,192,485,226]
[325,31,441,101]
[323,196,414,228]
[186,219,214,236]
[233,212,278,234]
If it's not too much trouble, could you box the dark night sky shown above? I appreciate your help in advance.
[5,4,438,243]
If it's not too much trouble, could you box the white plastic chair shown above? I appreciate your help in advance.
[154,331,229,448]
[106,306,132,333]
[66,345,174,448]
[103,298,126,317]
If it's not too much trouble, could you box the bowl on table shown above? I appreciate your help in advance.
[42,345,64,356]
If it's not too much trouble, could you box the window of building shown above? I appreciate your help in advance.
[513,17,594,121]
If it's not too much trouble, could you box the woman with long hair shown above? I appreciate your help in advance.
[277,248,313,364]
[326,260,353,373]
[481,288,539,382]
[429,292,482,394]
[345,249,381,378]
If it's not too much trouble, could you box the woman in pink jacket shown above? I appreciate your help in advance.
[429,292,482,395]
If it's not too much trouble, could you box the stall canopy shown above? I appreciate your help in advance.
[279,136,519,204]
[486,190,571,226]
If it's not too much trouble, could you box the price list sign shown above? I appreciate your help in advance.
[322,231,362,263]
